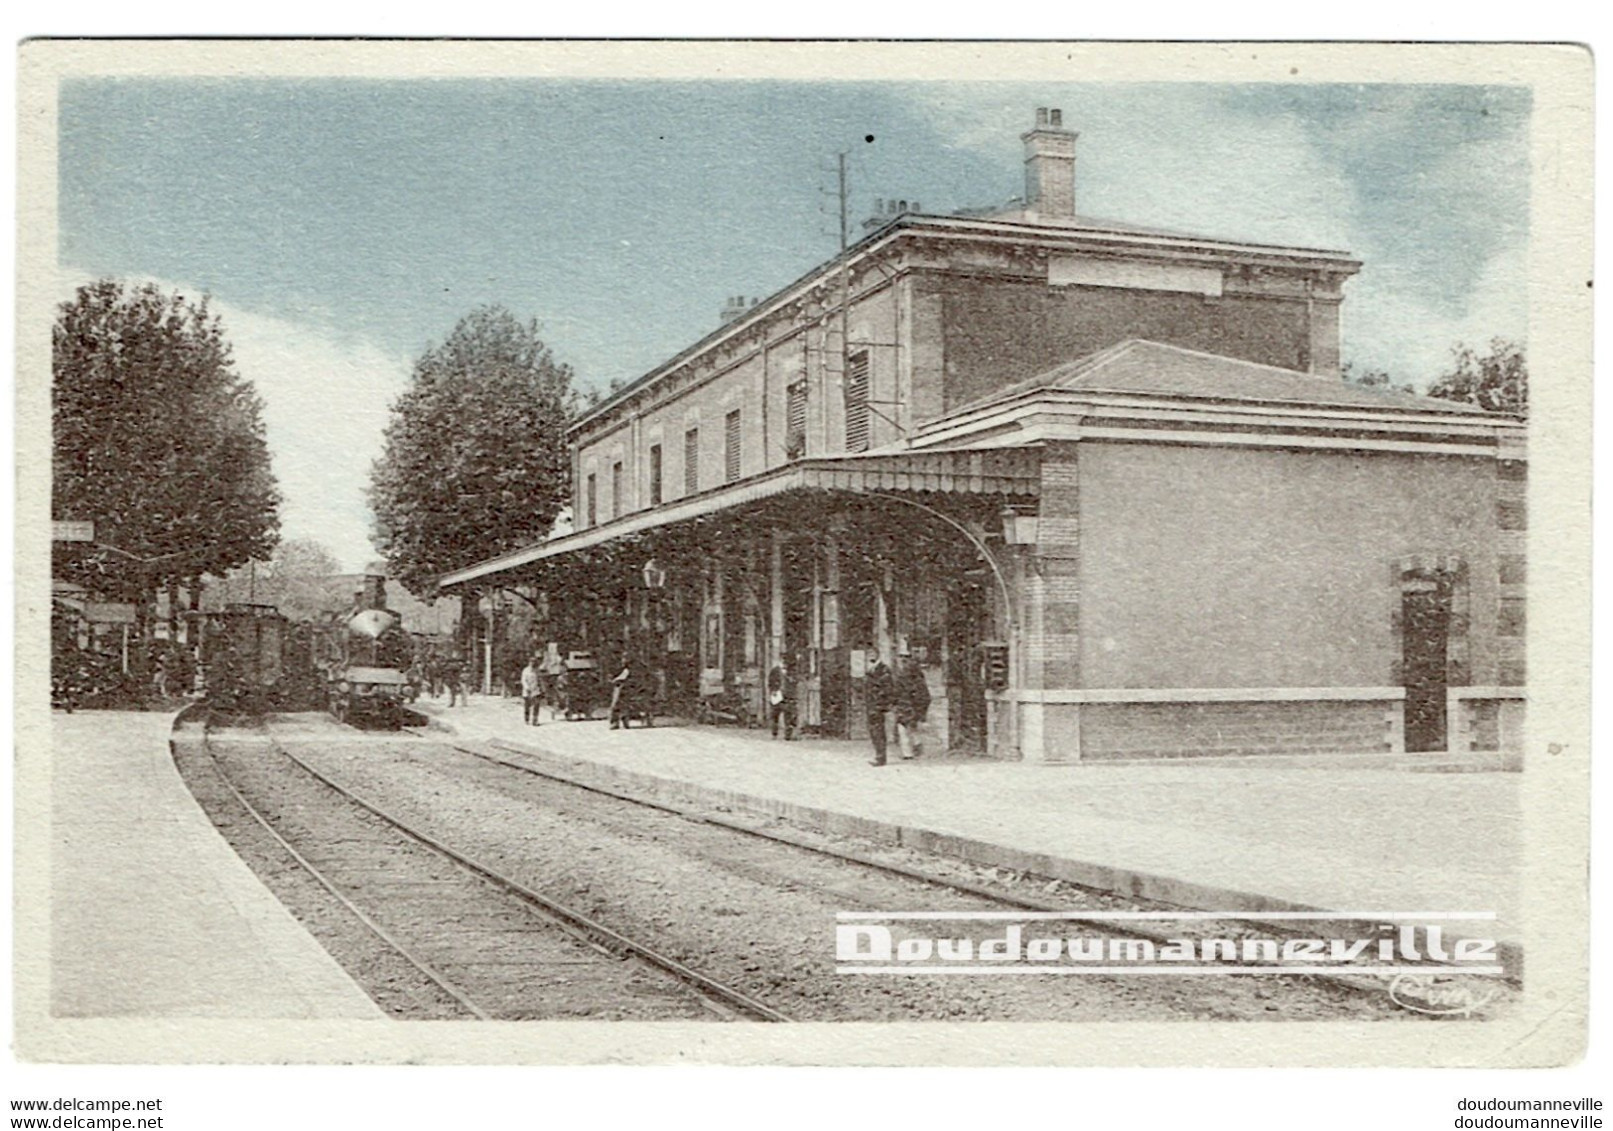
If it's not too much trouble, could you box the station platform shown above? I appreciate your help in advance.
[48,709,383,1019]
[419,694,1522,948]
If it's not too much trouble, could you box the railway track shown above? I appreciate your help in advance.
[401,727,1518,1006]
[179,710,1509,1020]
[180,713,789,1022]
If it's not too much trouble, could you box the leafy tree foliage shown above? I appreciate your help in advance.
[1341,340,1528,420]
[368,306,577,596]
[1427,338,1528,418]
[203,537,345,621]
[1341,360,1415,396]
[53,280,281,602]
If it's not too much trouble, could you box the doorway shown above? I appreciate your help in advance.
[1402,576,1451,752]
[946,572,990,753]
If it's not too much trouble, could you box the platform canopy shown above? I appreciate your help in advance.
[438,445,1039,589]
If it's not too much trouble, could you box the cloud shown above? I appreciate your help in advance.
[898,82,1528,386]
[1342,242,1527,388]
[59,269,412,572]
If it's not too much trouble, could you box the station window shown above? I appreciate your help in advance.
[844,350,870,453]
[585,472,597,528]
[786,380,807,459]
[648,443,663,505]
[725,409,742,482]
[684,426,700,495]
[611,460,623,519]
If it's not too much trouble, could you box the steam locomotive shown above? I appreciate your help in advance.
[323,574,416,723]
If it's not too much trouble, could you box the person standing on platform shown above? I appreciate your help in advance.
[539,643,565,721]
[446,655,467,707]
[609,658,643,729]
[768,660,796,740]
[896,651,931,760]
[521,655,542,725]
[865,650,896,766]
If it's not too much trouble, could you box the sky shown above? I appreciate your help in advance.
[56,80,1531,572]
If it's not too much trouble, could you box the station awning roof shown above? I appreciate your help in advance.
[439,446,1038,589]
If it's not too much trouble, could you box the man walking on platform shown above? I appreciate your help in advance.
[896,650,931,760]
[865,650,896,766]
[521,655,542,725]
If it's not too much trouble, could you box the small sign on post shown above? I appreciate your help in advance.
[52,520,95,543]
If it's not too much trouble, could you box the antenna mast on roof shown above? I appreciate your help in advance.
[837,152,850,418]
[838,152,849,253]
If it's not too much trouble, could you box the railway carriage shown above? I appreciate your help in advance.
[198,602,293,711]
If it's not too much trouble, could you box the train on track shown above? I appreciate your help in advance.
[196,602,300,712]
[198,573,416,722]
[321,575,417,723]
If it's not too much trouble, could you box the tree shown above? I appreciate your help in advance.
[1427,338,1528,418]
[53,279,281,612]
[203,537,345,622]
[1341,360,1415,396]
[368,306,578,596]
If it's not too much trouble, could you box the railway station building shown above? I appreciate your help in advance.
[441,108,1526,762]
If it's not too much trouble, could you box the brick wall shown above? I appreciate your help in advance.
[939,276,1316,414]
[574,284,902,523]
[1075,699,1396,761]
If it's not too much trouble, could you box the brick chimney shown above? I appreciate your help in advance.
[720,295,758,326]
[1022,106,1077,220]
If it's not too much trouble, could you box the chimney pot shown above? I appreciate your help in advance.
[1022,105,1077,219]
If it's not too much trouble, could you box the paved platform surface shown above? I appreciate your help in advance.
[50,710,383,1019]
[420,695,1521,946]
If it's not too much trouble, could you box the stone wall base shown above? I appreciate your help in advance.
[1039,698,1399,763]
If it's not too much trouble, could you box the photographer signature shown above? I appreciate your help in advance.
[1388,973,1500,1016]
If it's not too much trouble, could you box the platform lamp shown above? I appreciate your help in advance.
[640,558,669,641]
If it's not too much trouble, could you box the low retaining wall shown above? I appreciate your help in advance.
[1070,698,1398,762]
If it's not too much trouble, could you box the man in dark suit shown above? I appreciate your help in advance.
[865,650,896,766]
[896,651,931,759]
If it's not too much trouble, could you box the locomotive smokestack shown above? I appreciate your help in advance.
[361,574,386,611]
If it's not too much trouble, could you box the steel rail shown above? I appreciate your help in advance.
[270,723,792,1023]
[415,731,1505,1002]
[190,716,492,1020]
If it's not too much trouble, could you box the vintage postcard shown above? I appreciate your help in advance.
[13,40,1592,1072]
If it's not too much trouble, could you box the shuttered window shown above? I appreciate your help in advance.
[724,409,742,482]
[684,427,699,495]
[785,380,807,459]
[648,443,663,505]
[844,351,870,452]
[585,473,597,528]
[611,461,623,519]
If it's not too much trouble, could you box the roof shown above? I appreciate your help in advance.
[947,340,1494,419]
[961,205,1295,247]
[438,446,1039,588]
[570,214,1361,437]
